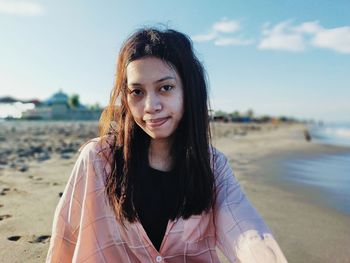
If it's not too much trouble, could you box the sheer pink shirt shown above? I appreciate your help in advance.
[46,137,287,263]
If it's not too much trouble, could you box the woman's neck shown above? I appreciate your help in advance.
[148,138,173,172]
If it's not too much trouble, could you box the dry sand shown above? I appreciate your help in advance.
[0,121,349,262]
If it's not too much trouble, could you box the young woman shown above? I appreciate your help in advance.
[46,28,287,262]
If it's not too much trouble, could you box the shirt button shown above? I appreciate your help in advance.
[156,255,162,262]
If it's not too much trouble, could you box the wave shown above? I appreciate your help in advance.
[309,123,350,146]
[322,127,350,139]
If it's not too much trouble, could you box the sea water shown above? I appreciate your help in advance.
[282,122,350,215]
[283,152,350,215]
[309,122,350,147]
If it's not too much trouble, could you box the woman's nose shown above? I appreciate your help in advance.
[144,93,162,113]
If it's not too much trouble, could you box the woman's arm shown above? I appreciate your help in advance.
[213,149,288,263]
[46,144,90,263]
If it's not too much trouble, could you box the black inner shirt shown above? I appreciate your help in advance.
[134,165,178,251]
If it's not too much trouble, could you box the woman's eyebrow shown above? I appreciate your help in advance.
[154,76,175,84]
[128,76,175,87]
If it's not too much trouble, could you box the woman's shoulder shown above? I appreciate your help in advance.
[209,146,229,166]
[209,146,234,181]
[77,134,116,163]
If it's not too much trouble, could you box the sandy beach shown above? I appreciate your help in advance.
[1,121,350,262]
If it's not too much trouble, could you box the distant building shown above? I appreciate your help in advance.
[22,90,102,120]
[45,90,69,106]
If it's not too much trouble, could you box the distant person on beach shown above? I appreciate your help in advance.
[46,28,287,262]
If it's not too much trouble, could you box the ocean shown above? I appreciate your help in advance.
[309,122,350,147]
[282,122,350,215]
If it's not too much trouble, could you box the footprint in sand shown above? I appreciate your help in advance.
[8,236,21,241]
[0,187,11,196]
[29,235,51,243]
[0,204,4,208]
[0,214,12,221]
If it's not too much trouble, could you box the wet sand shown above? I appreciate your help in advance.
[1,121,349,262]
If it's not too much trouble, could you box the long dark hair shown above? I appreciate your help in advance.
[99,27,215,223]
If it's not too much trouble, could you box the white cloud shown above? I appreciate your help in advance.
[0,0,44,16]
[259,20,350,54]
[294,21,321,34]
[192,18,252,47]
[194,18,350,53]
[311,26,350,54]
[214,37,253,46]
[192,31,217,42]
[259,20,306,52]
[259,33,305,52]
[212,19,240,33]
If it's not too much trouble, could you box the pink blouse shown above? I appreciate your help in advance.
[46,136,287,263]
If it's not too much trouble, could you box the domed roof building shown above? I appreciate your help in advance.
[22,90,102,120]
[45,90,69,106]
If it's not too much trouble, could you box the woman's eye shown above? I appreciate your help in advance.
[160,85,173,92]
[129,89,143,96]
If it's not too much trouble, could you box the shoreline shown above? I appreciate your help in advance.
[255,147,350,216]
[212,123,350,262]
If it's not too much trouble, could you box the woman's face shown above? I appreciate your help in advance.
[126,57,184,141]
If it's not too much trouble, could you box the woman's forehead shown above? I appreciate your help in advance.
[126,57,179,85]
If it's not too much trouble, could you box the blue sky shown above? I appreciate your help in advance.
[1,0,349,122]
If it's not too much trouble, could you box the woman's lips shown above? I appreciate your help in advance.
[145,117,169,128]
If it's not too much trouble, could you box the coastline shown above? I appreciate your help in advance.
[212,122,350,263]
[1,121,350,262]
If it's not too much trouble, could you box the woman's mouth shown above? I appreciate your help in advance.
[145,117,169,128]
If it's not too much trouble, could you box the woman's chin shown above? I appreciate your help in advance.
[148,134,171,141]
[145,130,174,141]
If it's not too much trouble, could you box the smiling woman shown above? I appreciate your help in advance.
[46,28,288,263]
[126,57,184,145]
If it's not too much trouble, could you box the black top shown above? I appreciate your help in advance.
[134,165,178,251]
